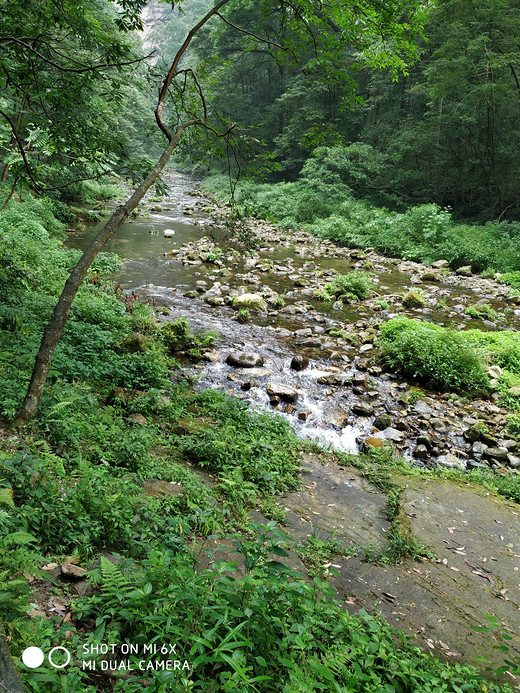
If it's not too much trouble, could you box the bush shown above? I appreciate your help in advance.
[326,271,372,300]
[380,317,489,392]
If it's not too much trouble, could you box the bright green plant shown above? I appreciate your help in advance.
[380,317,489,392]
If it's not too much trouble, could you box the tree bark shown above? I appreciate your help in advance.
[12,120,198,427]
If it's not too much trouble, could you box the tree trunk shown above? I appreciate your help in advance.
[12,121,198,427]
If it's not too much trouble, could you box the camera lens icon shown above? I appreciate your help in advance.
[22,646,71,669]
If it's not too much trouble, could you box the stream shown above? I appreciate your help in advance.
[67,171,520,466]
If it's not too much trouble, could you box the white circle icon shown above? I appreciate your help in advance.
[22,647,44,669]
[48,646,71,669]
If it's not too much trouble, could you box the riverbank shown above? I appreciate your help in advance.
[1,174,519,690]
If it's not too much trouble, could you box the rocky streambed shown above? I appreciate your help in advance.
[68,172,520,677]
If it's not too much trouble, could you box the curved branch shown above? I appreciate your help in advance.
[0,108,42,192]
[155,0,232,140]
[0,36,154,73]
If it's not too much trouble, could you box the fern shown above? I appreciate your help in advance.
[0,488,14,509]
[100,555,132,602]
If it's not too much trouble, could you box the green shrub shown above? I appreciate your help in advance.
[325,271,372,300]
[380,317,489,392]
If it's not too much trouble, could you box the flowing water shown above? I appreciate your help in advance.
[66,172,520,460]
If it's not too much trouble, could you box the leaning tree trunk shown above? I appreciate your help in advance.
[12,0,232,427]
[12,122,197,427]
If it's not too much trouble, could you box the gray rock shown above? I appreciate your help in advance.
[431,260,449,269]
[266,384,299,402]
[507,454,520,468]
[415,444,430,460]
[373,413,392,430]
[413,400,432,415]
[483,446,509,462]
[436,454,466,469]
[352,402,374,417]
[472,441,488,458]
[290,354,309,371]
[226,351,265,368]
[456,265,472,276]
[61,562,88,579]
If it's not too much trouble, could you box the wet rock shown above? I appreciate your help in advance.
[507,454,520,468]
[266,384,299,403]
[467,459,488,469]
[232,293,266,311]
[483,446,509,462]
[352,374,366,388]
[317,374,344,386]
[285,404,297,415]
[421,271,440,282]
[205,296,224,306]
[298,409,312,421]
[324,410,348,428]
[359,343,373,353]
[412,400,432,415]
[294,328,312,337]
[464,423,487,442]
[417,434,433,449]
[415,445,430,460]
[436,454,466,469]
[226,351,264,368]
[201,349,220,362]
[290,354,309,371]
[352,402,374,417]
[363,437,385,451]
[379,427,404,442]
[373,413,392,430]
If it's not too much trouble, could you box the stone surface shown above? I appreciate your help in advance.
[61,563,87,579]
[436,453,466,469]
[290,354,309,371]
[232,293,266,311]
[352,402,374,416]
[266,384,299,402]
[226,351,265,368]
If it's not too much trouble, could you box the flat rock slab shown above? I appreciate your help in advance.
[329,476,520,671]
[280,454,389,550]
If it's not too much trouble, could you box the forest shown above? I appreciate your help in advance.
[1,0,520,690]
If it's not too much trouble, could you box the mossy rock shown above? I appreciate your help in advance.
[232,294,266,311]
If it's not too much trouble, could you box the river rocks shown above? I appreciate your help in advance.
[412,400,432,415]
[472,441,488,458]
[507,454,520,468]
[290,354,309,371]
[266,384,299,403]
[483,446,509,462]
[363,437,385,451]
[352,402,374,416]
[456,265,472,276]
[378,427,404,442]
[324,409,348,428]
[226,351,264,368]
[163,228,175,237]
[232,293,266,311]
[298,409,313,421]
[373,413,392,430]
[436,454,466,469]
[431,259,450,269]
[414,444,430,460]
